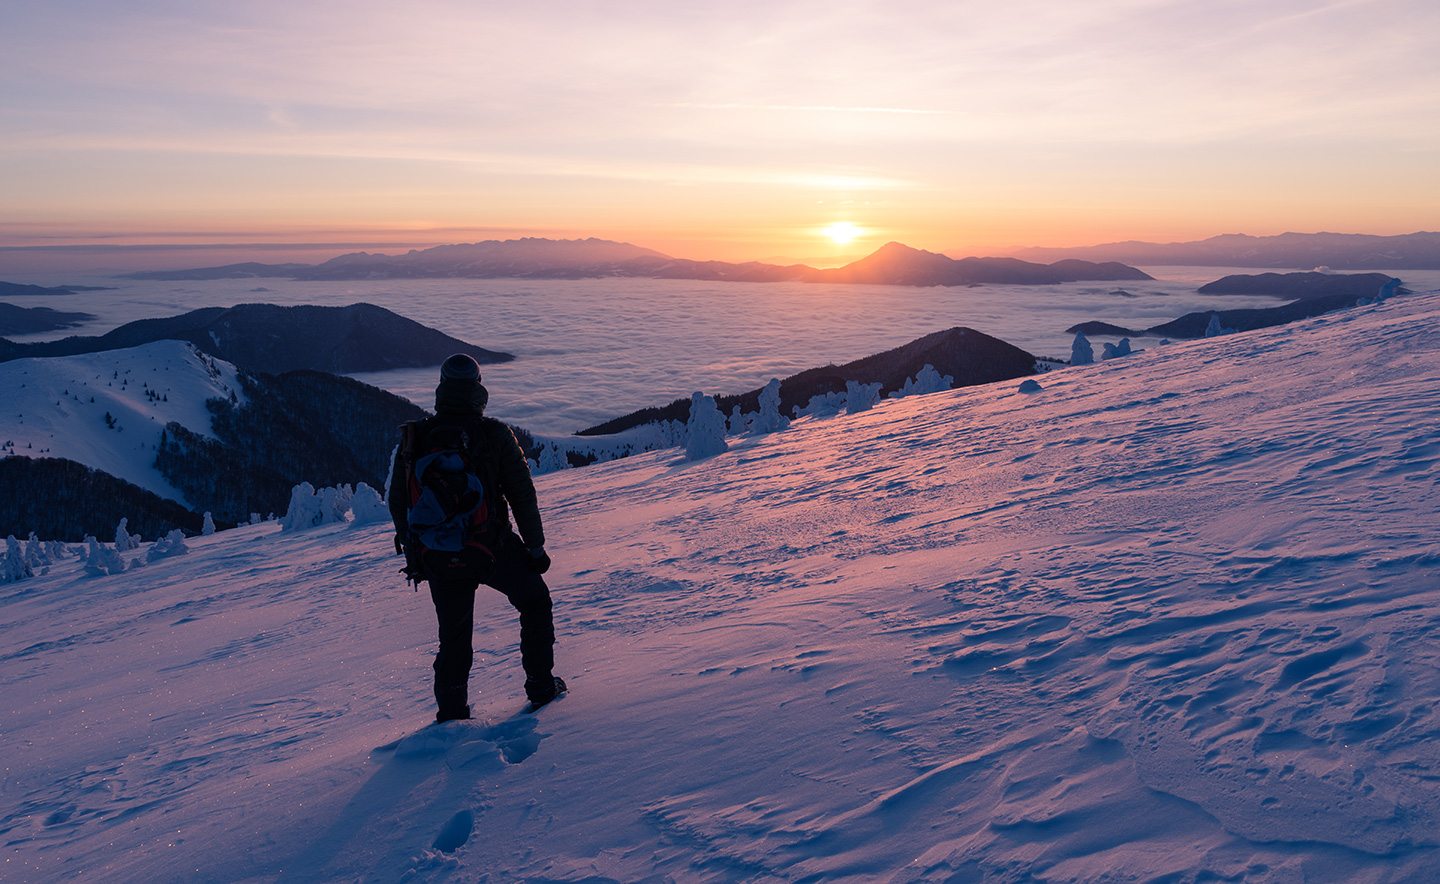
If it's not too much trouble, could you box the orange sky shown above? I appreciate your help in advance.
[2,1,1437,267]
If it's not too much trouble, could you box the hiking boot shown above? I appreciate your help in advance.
[525,676,567,708]
[436,704,471,723]
[435,684,470,723]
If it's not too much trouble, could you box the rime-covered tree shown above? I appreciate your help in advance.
[751,378,790,434]
[685,392,729,460]
[2,535,31,584]
[845,380,882,414]
[1101,338,1133,360]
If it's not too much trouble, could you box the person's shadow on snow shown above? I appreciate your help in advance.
[273,714,545,881]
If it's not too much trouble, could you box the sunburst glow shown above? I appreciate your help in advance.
[824,223,860,244]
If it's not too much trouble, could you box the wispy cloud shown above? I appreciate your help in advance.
[673,103,952,116]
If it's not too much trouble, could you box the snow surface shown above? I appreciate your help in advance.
[4,290,1440,882]
[0,341,246,507]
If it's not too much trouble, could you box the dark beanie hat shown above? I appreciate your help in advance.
[440,354,481,382]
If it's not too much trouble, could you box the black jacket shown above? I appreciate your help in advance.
[389,397,545,549]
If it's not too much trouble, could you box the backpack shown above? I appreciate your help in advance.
[398,417,500,582]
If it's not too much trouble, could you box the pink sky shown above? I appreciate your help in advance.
[2,0,1437,266]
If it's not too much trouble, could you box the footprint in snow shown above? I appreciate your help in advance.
[432,809,474,853]
[377,713,545,765]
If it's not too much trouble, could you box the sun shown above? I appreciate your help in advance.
[824,222,860,244]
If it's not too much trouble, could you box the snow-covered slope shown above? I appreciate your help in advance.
[3,291,1439,882]
[0,341,245,507]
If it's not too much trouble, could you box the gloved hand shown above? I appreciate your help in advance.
[526,545,552,574]
[396,534,426,586]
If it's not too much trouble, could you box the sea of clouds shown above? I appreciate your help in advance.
[11,267,1437,434]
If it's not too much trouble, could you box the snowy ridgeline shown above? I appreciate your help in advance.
[530,364,957,472]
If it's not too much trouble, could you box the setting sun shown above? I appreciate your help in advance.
[824,223,861,244]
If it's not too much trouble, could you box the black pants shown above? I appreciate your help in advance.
[428,533,554,700]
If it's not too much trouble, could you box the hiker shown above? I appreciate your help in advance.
[389,354,565,722]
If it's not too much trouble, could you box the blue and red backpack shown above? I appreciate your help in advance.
[398,418,500,582]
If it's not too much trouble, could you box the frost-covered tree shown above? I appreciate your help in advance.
[1376,277,1401,302]
[349,483,390,524]
[3,535,31,584]
[889,364,953,399]
[728,405,751,436]
[280,483,324,531]
[795,390,847,419]
[685,392,729,460]
[83,536,127,577]
[146,529,190,562]
[1071,332,1095,365]
[1203,314,1235,337]
[318,485,353,524]
[114,518,141,551]
[845,380,882,414]
[202,512,216,536]
[1101,338,1133,360]
[536,442,571,474]
[25,533,49,572]
[751,378,790,434]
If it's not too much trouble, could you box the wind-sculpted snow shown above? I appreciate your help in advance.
[4,292,1440,881]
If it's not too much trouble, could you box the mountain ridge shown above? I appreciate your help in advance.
[0,302,512,373]
[578,325,1037,436]
[1007,231,1440,269]
[120,237,1152,286]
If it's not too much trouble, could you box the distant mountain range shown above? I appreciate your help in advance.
[0,303,95,335]
[121,237,1152,287]
[1066,272,1404,339]
[1008,232,1440,270]
[0,281,111,297]
[0,303,512,373]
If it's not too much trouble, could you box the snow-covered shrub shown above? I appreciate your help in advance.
[114,518,141,552]
[1018,379,1043,393]
[1376,278,1401,302]
[349,483,390,524]
[318,484,353,524]
[280,483,324,531]
[146,529,190,561]
[728,406,752,435]
[1101,338,1133,360]
[845,380,882,414]
[83,536,127,577]
[889,364,953,399]
[795,390,847,419]
[751,378,790,434]
[3,535,31,584]
[202,512,216,536]
[685,392,729,460]
[1071,332,1095,366]
[24,533,49,572]
[1203,314,1233,337]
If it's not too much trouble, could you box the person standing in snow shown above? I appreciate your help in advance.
[388,354,565,722]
